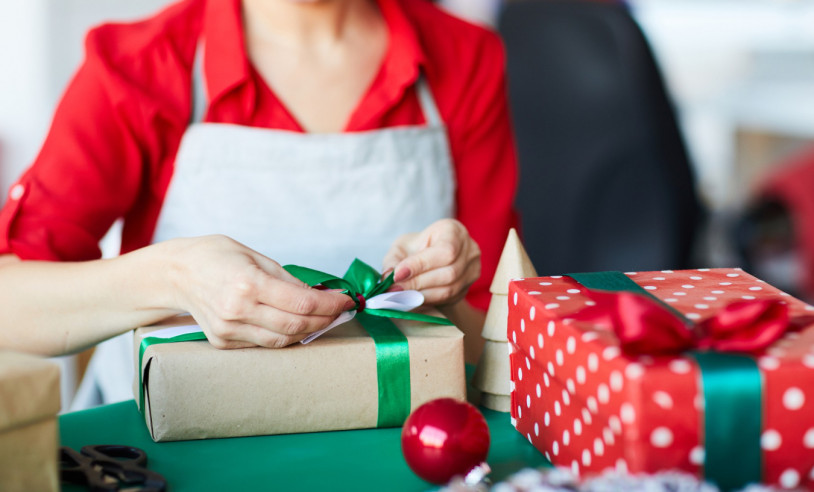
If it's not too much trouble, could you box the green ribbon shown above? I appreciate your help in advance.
[567,271,763,491]
[138,331,207,417]
[285,258,452,427]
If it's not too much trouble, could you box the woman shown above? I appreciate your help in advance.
[0,0,517,403]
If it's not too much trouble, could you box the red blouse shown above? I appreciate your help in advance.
[0,0,518,310]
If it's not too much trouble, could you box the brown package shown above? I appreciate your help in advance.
[133,314,465,442]
[0,351,60,492]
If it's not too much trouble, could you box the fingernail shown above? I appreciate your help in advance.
[381,268,394,280]
[343,299,356,311]
[388,285,404,292]
[394,267,411,283]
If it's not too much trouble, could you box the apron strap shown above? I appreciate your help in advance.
[416,76,443,127]
[190,41,208,125]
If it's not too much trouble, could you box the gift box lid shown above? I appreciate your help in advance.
[0,351,60,431]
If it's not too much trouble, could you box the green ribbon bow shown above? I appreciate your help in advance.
[284,259,452,427]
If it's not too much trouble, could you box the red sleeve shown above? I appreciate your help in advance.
[0,22,190,261]
[448,33,520,311]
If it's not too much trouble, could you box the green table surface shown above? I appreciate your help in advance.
[59,383,549,491]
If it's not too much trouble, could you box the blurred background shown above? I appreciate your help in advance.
[1,0,813,407]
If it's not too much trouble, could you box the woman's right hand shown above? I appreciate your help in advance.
[162,235,354,349]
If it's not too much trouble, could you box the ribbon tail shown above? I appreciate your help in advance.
[365,308,454,326]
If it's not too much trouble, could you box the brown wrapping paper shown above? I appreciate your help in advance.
[0,351,60,492]
[133,314,465,442]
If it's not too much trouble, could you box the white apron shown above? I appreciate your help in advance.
[72,43,456,408]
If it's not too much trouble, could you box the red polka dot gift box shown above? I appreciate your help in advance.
[507,268,814,491]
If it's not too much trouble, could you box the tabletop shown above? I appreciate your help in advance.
[59,397,549,491]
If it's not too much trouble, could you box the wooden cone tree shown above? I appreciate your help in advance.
[473,228,537,412]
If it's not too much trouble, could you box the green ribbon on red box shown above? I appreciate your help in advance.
[137,259,451,429]
[567,271,789,491]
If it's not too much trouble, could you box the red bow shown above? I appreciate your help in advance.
[569,291,789,355]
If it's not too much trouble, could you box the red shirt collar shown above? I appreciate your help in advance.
[201,0,426,127]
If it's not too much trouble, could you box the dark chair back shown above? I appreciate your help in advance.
[499,0,703,275]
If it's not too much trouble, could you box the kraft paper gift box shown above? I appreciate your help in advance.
[0,351,60,492]
[133,313,465,442]
[508,268,814,491]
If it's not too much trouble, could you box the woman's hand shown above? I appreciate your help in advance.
[382,219,481,307]
[165,235,354,349]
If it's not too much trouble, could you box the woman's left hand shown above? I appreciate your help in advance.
[382,219,481,307]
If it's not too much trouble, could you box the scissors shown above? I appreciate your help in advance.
[60,444,167,491]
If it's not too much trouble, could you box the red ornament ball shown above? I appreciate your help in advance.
[401,398,490,484]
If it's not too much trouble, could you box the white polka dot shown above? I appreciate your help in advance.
[682,284,695,289]
[510,380,515,392]
[759,357,780,371]
[556,296,570,301]
[585,300,596,306]
[567,336,577,354]
[512,331,517,344]
[809,466,814,481]
[567,289,580,294]
[520,319,526,333]
[703,296,717,301]
[540,281,552,286]
[9,184,24,200]
[547,362,555,376]
[711,290,725,294]
[556,349,564,366]
[690,276,703,280]
[581,332,598,342]
[563,429,570,445]
[566,378,576,394]
[726,273,740,277]
[552,440,559,456]
[694,394,705,411]
[544,412,550,426]
[669,359,692,374]
[588,397,598,414]
[719,282,732,286]
[694,304,709,310]
[597,384,610,404]
[653,391,673,409]
[804,428,814,448]
[620,403,635,424]
[562,389,571,406]
[653,277,666,281]
[544,451,551,461]
[547,321,556,336]
[582,449,591,466]
[604,428,615,445]
[783,387,805,410]
[661,270,674,274]
[526,394,531,408]
[571,460,579,477]
[650,427,673,447]
[749,286,763,291]
[807,305,814,312]
[551,276,563,279]
[603,346,620,361]
[610,371,624,392]
[804,355,814,369]
[686,313,701,320]
[582,408,592,425]
[511,417,517,427]
[528,291,542,295]
[536,383,541,398]
[689,446,704,465]
[530,345,536,360]
[534,422,539,436]
[616,459,628,473]
[588,353,599,372]
[576,366,586,384]
[761,429,782,451]
[672,292,687,296]
[544,373,550,387]
[780,469,800,489]
[517,367,523,381]
[625,363,645,379]
[544,303,559,310]
[513,293,518,305]
[517,406,522,418]
[529,306,536,320]
[697,268,710,272]
[643,285,656,290]
[525,357,531,370]
[554,400,561,416]
[609,416,622,435]
[594,438,604,456]
[574,418,583,435]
